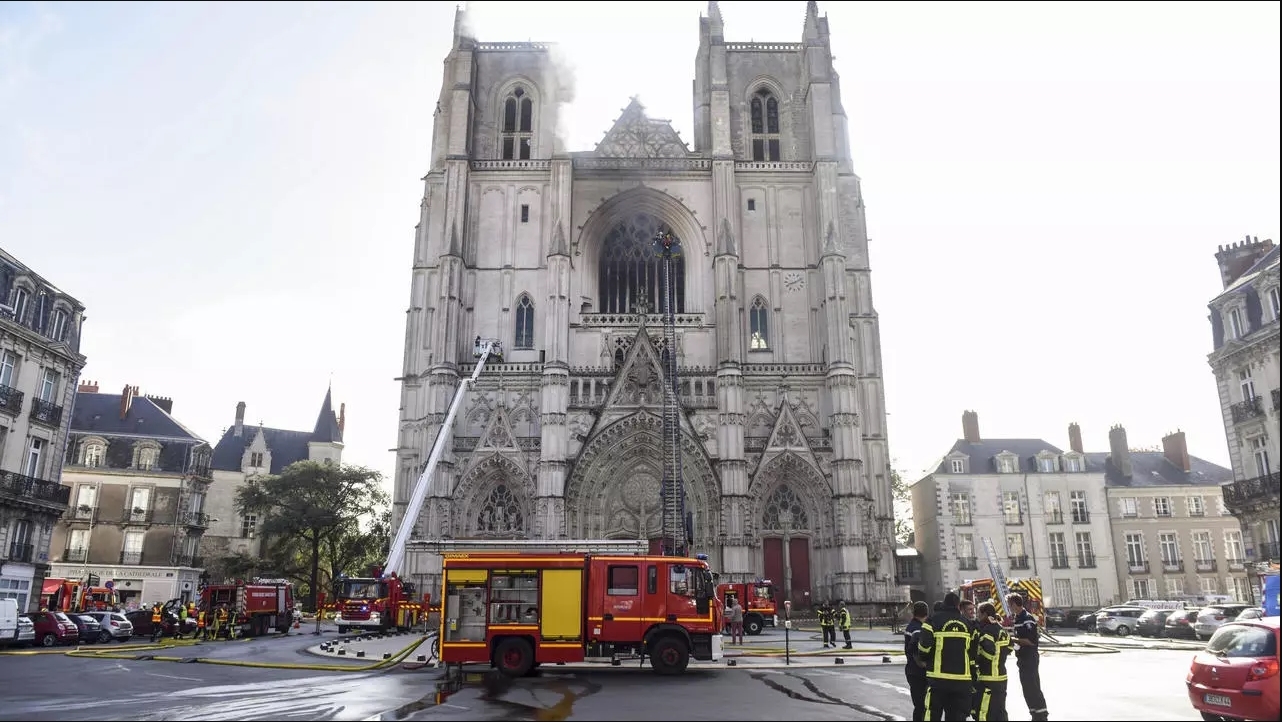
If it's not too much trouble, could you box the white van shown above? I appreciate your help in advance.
[1,598,18,645]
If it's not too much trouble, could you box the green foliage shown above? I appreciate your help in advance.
[233,461,387,610]
[891,466,913,545]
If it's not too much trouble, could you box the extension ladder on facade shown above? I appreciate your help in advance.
[980,536,1012,605]
[407,539,651,555]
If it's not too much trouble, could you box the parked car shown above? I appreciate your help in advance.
[1136,609,1176,637]
[1166,609,1201,640]
[15,615,35,646]
[23,611,80,646]
[1235,607,1266,622]
[1097,606,1148,636]
[1043,608,1068,628]
[1077,608,1105,632]
[66,614,103,644]
[84,611,134,643]
[1195,604,1253,641]
[1186,617,1279,722]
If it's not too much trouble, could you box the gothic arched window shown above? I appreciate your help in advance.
[749,296,770,350]
[514,294,535,349]
[476,484,524,536]
[762,484,808,531]
[501,87,534,160]
[597,214,685,314]
[749,88,781,162]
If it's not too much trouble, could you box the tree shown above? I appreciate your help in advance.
[235,461,387,612]
[891,466,914,545]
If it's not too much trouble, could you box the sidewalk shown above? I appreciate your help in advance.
[305,630,433,662]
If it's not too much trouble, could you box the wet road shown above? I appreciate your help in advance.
[0,646,1203,721]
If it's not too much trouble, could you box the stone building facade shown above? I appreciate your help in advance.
[393,2,897,605]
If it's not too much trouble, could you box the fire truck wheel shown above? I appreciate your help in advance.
[648,636,690,675]
[745,616,764,636]
[493,638,535,678]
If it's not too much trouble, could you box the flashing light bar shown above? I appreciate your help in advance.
[408,538,652,555]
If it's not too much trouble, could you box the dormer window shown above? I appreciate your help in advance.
[134,442,160,471]
[82,441,105,468]
[1229,307,1243,338]
[250,451,265,468]
[501,87,533,160]
[996,454,1019,474]
[950,458,965,474]
[1062,454,1084,473]
[749,89,781,162]
[1269,286,1281,320]
[1037,454,1058,473]
[9,286,30,322]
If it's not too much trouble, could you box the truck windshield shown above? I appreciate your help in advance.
[338,580,385,600]
[752,584,772,601]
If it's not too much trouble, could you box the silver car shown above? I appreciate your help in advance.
[84,611,134,643]
[1193,603,1251,641]
[16,615,35,646]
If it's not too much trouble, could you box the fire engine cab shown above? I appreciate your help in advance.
[333,566,422,634]
[430,539,722,677]
[717,579,777,635]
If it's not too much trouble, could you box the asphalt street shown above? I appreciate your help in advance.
[1,625,1207,722]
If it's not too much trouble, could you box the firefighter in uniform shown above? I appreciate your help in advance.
[214,605,228,640]
[149,603,163,642]
[916,592,976,721]
[836,600,853,649]
[903,601,931,722]
[197,608,208,640]
[818,602,836,648]
[1007,593,1049,721]
[972,602,1012,721]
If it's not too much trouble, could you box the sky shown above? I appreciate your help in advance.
[2,1,1278,499]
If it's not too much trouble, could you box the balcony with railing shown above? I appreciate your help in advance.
[64,546,88,563]
[1005,515,1024,526]
[953,515,973,527]
[1228,557,1247,570]
[1045,510,1064,525]
[1128,560,1150,573]
[1162,558,1184,572]
[1050,553,1070,569]
[1222,472,1281,515]
[0,384,23,415]
[958,556,978,570]
[1078,552,1097,568]
[28,397,64,427]
[0,469,71,507]
[1195,558,1217,572]
[124,508,151,524]
[1009,555,1030,570]
[7,542,34,562]
[119,551,143,565]
[71,505,96,522]
[1071,509,1091,524]
[172,554,206,568]
[1231,395,1264,424]
[1256,541,1281,561]
[179,511,210,527]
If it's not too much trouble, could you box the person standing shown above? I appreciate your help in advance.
[149,602,163,642]
[916,592,976,721]
[903,601,931,722]
[818,602,836,648]
[972,602,1012,721]
[837,600,853,650]
[1007,593,1049,721]
[728,598,745,645]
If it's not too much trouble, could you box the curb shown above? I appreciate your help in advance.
[303,630,431,662]
[61,636,428,672]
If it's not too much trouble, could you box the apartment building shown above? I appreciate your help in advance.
[0,250,87,611]
[911,412,1118,609]
[48,383,213,607]
[1205,236,1280,572]
[1100,428,1247,603]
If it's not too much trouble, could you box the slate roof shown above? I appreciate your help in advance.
[1085,451,1233,488]
[931,438,1064,474]
[209,389,341,475]
[70,392,206,442]
[1221,245,1280,297]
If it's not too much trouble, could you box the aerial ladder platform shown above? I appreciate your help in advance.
[980,536,1059,644]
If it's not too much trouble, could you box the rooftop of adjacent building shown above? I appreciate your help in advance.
[70,381,205,443]
[208,387,345,475]
[0,247,85,309]
[921,410,1233,488]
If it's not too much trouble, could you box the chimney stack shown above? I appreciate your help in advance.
[235,401,246,438]
[338,402,346,435]
[120,384,136,420]
[78,380,99,394]
[962,410,981,443]
[1162,430,1191,472]
[146,395,173,414]
[1068,423,1083,454]
[1107,424,1132,478]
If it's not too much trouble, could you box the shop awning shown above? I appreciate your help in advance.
[42,578,64,595]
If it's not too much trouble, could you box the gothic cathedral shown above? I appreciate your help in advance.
[394,1,897,605]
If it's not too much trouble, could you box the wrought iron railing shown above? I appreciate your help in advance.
[64,547,88,563]
[119,551,143,565]
[958,556,978,570]
[1050,553,1070,569]
[0,384,23,415]
[1222,472,1281,509]
[1231,395,1264,424]
[8,542,34,563]
[179,511,210,527]
[29,397,64,427]
[1009,555,1030,570]
[0,470,71,505]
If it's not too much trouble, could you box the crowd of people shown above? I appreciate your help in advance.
[904,591,1050,722]
[144,600,244,642]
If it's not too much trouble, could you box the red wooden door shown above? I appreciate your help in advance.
[763,538,783,608]
[789,537,812,608]
[648,538,664,555]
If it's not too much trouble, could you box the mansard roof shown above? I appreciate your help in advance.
[209,388,340,474]
[70,391,205,443]
[1084,451,1233,488]
[931,438,1063,474]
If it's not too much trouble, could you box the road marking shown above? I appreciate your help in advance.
[147,672,203,682]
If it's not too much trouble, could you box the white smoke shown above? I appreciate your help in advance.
[547,43,578,155]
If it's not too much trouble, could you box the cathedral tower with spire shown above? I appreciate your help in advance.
[395,1,896,606]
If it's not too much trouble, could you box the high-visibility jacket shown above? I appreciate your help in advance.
[818,608,834,627]
[974,620,1012,682]
[837,607,852,631]
[197,611,206,628]
[917,608,976,682]
[151,608,162,624]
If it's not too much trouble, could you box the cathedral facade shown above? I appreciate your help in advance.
[394,1,897,605]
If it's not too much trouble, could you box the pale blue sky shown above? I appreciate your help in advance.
[2,1,1278,493]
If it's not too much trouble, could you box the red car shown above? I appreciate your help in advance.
[1187,616,1279,722]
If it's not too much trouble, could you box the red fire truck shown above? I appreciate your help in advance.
[434,539,723,677]
[41,578,117,613]
[717,579,777,635]
[960,577,1046,628]
[200,578,295,636]
[333,566,423,634]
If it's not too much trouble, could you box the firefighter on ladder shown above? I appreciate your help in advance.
[971,602,1012,721]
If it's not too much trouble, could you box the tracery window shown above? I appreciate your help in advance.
[514,294,535,349]
[477,484,524,535]
[501,87,533,160]
[597,213,685,314]
[762,484,808,530]
[749,89,781,162]
[749,296,769,350]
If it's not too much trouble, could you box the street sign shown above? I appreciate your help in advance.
[104,580,114,590]
[88,574,100,587]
